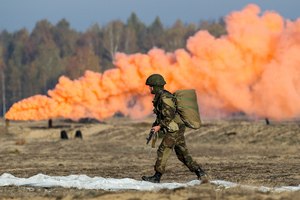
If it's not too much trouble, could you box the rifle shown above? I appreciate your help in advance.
[146,129,155,145]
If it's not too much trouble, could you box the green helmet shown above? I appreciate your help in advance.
[145,74,166,86]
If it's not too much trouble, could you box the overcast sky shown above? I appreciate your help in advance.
[1,0,299,33]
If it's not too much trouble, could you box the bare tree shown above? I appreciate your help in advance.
[123,27,138,54]
[1,70,5,116]
[0,45,6,116]
[103,20,124,61]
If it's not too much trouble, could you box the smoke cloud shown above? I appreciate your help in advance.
[5,4,300,121]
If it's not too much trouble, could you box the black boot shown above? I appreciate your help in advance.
[142,171,162,183]
[195,167,209,183]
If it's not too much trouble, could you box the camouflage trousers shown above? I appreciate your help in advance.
[155,124,200,174]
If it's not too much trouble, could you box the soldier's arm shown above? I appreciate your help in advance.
[151,112,160,133]
[159,99,176,129]
[152,118,159,127]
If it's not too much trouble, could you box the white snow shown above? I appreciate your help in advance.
[0,173,299,193]
[210,180,300,193]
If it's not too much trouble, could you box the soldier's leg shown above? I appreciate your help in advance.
[174,135,199,172]
[172,124,199,171]
[174,130,208,182]
[155,132,176,174]
[142,132,176,183]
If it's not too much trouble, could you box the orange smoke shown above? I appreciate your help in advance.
[5,4,300,121]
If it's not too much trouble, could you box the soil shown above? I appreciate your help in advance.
[0,116,299,200]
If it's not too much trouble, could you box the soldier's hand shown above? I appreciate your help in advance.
[151,125,161,133]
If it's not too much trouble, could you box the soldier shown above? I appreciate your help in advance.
[142,74,208,183]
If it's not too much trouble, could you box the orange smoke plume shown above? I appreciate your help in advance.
[5,4,300,121]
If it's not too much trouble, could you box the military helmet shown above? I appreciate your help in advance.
[146,74,166,86]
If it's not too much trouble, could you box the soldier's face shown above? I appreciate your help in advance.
[149,86,154,93]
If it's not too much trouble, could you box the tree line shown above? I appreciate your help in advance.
[0,13,226,117]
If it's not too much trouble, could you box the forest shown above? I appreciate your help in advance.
[0,12,226,117]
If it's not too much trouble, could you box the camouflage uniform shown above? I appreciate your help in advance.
[152,89,200,174]
[142,74,207,183]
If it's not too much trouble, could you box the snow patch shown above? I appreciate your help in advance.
[0,173,299,192]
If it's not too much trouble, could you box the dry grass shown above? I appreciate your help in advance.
[0,116,299,199]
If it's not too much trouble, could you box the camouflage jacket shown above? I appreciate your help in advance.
[152,90,182,132]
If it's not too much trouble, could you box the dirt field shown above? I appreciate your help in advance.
[0,116,299,200]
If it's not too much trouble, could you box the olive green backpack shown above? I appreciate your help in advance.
[173,89,202,129]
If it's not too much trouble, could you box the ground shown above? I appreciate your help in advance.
[0,116,299,199]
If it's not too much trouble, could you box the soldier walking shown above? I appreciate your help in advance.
[142,74,208,183]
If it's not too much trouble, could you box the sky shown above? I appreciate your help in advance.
[0,0,300,33]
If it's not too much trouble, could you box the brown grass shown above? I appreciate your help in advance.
[0,116,299,199]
